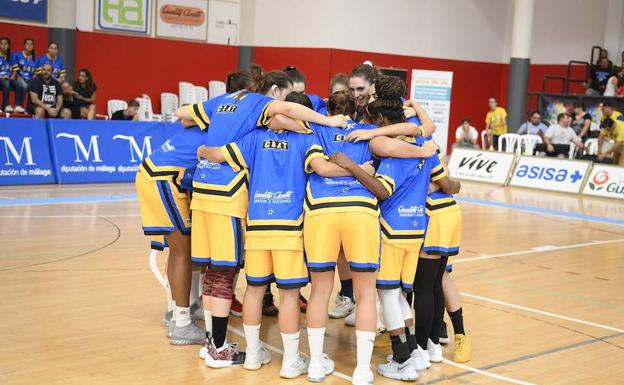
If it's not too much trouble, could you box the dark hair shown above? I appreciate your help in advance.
[462,117,471,124]
[601,118,615,128]
[556,112,567,123]
[350,63,380,85]
[248,64,293,95]
[283,65,306,85]
[366,75,406,124]
[0,37,11,63]
[127,99,140,108]
[75,68,96,93]
[225,70,252,93]
[572,102,585,110]
[285,92,312,109]
[327,91,356,118]
[330,72,349,94]
[530,110,541,117]
[603,101,613,108]
[23,37,35,57]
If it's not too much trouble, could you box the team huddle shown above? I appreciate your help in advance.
[135,63,471,384]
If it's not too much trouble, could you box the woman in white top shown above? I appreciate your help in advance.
[603,66,624,97]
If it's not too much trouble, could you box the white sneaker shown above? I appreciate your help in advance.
[243,344,271,370]
[280,353,309,379]
[377,357,418,381]
[14,105,25,113]
[427,339,443,363]
[4,105,13,113]
[307,354,335,382]
[345,309,356,326]
[376,318,386,335]
[190,301,204,321]
[329,295,355,319]
[352,365,374,385]
[410,346,431,371]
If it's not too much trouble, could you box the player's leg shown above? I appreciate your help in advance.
[412,250,440,370]
[427,255,448,363]
[331,249,355,320]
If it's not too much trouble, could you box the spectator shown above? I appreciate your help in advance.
[111,99,140,121]
[36,42,65,82]
[597,118,624,165]
[485,97,507,150]
[60,82,80,119]
[454,118,479,148]
[570,102,595,140]
[330,73,349,94]
[11,38,37,113]
[517,111,547,138]
[0,36,15,113]
[586,57,612,96]
[604,66,624,97]
[600,102,624,123]
[72,68,97,120]
[536,113,584,158]
[27,63,62,118]
[596,48,613,68]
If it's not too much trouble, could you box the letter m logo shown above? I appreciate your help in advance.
[113,135,153,163]
[56,133,103,162]
[0,136,35,166]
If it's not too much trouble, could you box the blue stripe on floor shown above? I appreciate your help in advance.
[0,194,138,206]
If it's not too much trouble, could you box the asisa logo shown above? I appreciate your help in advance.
[588,171,609,191]
[515,165,583,183]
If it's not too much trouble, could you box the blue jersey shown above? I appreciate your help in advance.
[0,54,13,78]
[305,120,378,216]
[308,94,327,113]
[36,54,65,80]
[140,126,205,192]
[13,51,36,81]
[222,130,325,249]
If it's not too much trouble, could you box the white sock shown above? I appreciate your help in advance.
[165,276,174,312]
[307,327,326,361]
[190,271,200,305]
[355,330,376,369]
[204,309,212,334]
[172,300,177,321]
[281,331,300,361]
[244,323,262,353]
[175,306,191,327]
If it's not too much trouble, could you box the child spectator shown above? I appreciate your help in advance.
[72,68,97,120]
[111,99,140,121]
[36,42,65,82]
[11,38,37,113]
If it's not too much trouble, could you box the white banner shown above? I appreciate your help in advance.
[156,0,208,41]
[95,0,151,35]
[410,69,453,155]
[510,156,591,194]
[582,164,624,199]
[448,148,515,185]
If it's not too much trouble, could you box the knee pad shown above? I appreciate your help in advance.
[211,269,237,300]
[399,292,413,321]
[378,288,405,331]
[202,268,217,297]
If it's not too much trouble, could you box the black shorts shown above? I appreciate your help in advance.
[535,143,570,157]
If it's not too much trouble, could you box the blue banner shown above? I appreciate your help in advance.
[0,118,55,185]
[0,0,47,23]
[48,120,167,184]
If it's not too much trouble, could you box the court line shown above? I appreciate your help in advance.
[0,194,137,206]
[0,185,128,193]
[461,292,624,333]
[0,214,141,218]
[454,238,624,264]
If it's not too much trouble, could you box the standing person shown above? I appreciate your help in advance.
[349,62,380,121]
[0,37,15,113]
[570,103,595,140]
[454,118,479,148]
[586,56,613,96]
[604,66,624,97]
[36,42,65,82]
[484,97,507,150]
[11,38,37,113]
[72,68,97,120]
[27,63,62,118]
[597,118,624,165]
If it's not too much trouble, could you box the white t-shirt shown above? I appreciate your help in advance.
[604,76,617,97]
[545,124,579,145]
[455,125,478,141]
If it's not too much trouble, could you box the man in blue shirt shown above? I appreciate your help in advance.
[517,111,547,138]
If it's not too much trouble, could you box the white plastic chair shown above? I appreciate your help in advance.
[481,130,488,150]
[136,95,163,122]
[499,133,522,154]
[107,99,127,118]
[179,82,196,106]
[568,142,576,159]
[161,92,179,122]
[208,80,226,99]
[194,86,208,103]
[521,134,542,156]
[584,138,598,155]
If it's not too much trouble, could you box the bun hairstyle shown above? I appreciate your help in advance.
[350,62,381,85]
[285,92,313,109]
[225,70,252,93]
[366,75,407,124]
[283,65,306,85]
[248,64,293,95]
[328,91,356,119]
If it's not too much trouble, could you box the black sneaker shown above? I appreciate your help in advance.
[439,321,449,344]
[262,293,279,316]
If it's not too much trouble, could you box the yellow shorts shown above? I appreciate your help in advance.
[150,235,167,251]
[423,210,461,257]
[245,249,309,289]
[136,171,191,236]
[377,241,421,291]
[304,212,380,272]
[191,210,245,270]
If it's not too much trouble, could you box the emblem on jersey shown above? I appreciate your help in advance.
[262,139,289,150]
[398,205,425,217]
[334,134,345,142]
[417,159,426,169]
[217,104,238,113]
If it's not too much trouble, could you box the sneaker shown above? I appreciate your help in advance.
[204,339,246,368]
[170,322,205,345]
[244,344,271,370]
[231,295,243,317]
[262,293,279,316]
[329,295,355,319]
[439,322,449,344]
[377,357,418,381]
[167,319,175,338]
[427,339,443,363]
[345,309,356,326]
[191,301,204,320]
[280,353,309,379]
[352,365,374,385]
[162,310,173,326]
[452,334,471,363]
[199,335,210,359]
[307,354,335,382]
[14,105,25,113]
[299,293,308,313]
[4,105,13,113]
[410,346,431,371]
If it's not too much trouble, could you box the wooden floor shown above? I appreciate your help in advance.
[1,181,623,385]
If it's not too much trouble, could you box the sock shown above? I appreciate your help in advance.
[405,327,417,352]
[165,276,174,312]
[243,323,261,354]
[190,270,200,305]
[390,334,411,364]
[171,300,177,321]
[281,331,300,361]
[174,305,191,327]
[212,316,229,348]
[340,279,354,301]
[413,258,439,350]
[355,330,376,369]
[307,327,326,361]
[449,308,465,335]
[204,310,212,335]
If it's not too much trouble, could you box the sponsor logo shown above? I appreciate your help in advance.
[160,139,175,152]
[56,133,102,163]
[587,169,624,195]
[334,134,345,142]
[112,135,153,163]
[262,139,289,150]
[159,4,205,26]
[457,153,498,173]
[217,104,238,113]
[397,205,425,217]
[254,190,293,204]
[588,170,609,191]
[515,165,583,183]
[0,136,35,165]
[98,0,149,34]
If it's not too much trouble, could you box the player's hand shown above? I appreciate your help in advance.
[403,106,416,118]
[329,152,355,169]
[359,160,375,176]
[422,140,437,157]
[325,114,349,128]
[345,129,375,142]
[197,145,209,160]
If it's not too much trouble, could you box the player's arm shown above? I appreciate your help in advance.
[197,145,226,163]
[329,152,389,199]
[267,114,310,133]
[403,99,436,136]
[345,122,420,142]
[435,175,461,194]
[309,158,374,177]
[369,136,437,159]
[266,101,347,128]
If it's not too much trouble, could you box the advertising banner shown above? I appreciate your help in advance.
[96,0,151,35]
[156,0,207,40]
[582,164,624,200]
[0,0,47,23]
[447,148,515,185]
[510,156,591,194]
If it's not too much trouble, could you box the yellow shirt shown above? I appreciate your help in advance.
[600,111,623,122]
[599,120,624,141]
[485,107,508,136]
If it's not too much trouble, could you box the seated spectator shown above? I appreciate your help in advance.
[330,73,349,94]
[535,113,584,158]
[517,111,547,138]
[111,99,140,121]
[0,36,15,113]
[485,97,508,150]
[570,102,595,140]
[586,57,612,96]
[597,118,624,165]
[600,102,624,123]
[72,68,97,120]
[604,66,624,97]
[597,48,614,68]
[60,82,81,119]
[27,63,62,118]
[36,42,65,82]
[11,38,37,113]
[454,118,479,148]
